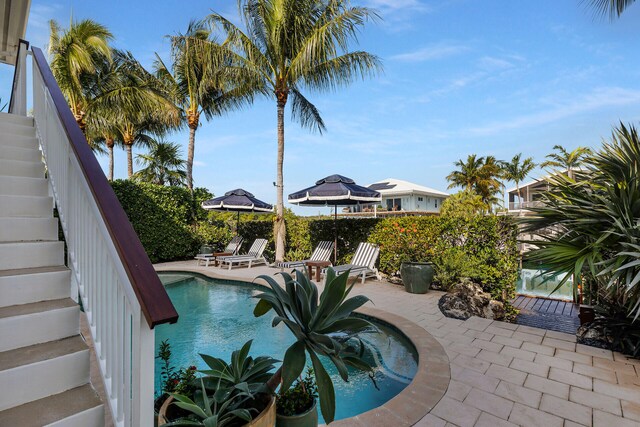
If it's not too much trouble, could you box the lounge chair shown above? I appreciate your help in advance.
[328,242,381,284]
[219,238,269,270]
[275,241,334,270]
[194,236,243,267]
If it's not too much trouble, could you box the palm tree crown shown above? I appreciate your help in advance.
[587,0,636,18]
[501,153,536,205]
[48,19,113,133]
[541,145,592,177]
[133,140,187,186]
[204,0,382,262]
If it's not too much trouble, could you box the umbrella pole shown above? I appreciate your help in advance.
[334,204,338,264]
[236,211,241,236]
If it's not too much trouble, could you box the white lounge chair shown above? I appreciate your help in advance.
[328,242,381,284]
[275,241,334,270]
[219,238,269,270]
[194,236,243,267]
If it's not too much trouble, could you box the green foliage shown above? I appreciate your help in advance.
[522,123,640,321]
[254,269,377,424]
[368,216,518,302]
[156,340,198,397]
[111,180,207,262]
[439,190,487,218]
[277,368,317,417]
[238,219,275,262]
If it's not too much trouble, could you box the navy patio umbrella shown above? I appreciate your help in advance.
[288,174,381,263]
[201,188,273,233]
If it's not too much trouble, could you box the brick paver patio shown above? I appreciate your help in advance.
[155,261,640,427]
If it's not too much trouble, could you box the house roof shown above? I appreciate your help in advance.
[368,178,449,198]
[506,169,570,194]
[0,0,31,65]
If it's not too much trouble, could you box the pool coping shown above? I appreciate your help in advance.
[154,265,450,426]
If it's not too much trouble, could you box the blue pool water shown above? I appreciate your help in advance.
[155,272,417,423]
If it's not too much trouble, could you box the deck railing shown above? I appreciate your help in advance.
[12,45,178,427]
[509,200,544,211]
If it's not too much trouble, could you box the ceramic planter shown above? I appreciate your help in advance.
[400,262,434,294]
[276,399,318,427]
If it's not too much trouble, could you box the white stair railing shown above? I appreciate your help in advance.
[10,44,178,427]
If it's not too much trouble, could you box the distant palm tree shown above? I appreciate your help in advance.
[446,154,485,191]
[155,21,250,191]
[586,0,636,18]
[133,140,187,186]
[204,0,382,262]
[476,156,503,211]
[48,19,113,134]
[500,153,537,208]
[541,145,592,178]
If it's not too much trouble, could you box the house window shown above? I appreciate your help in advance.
[435,198,438,208]
[418,197,423,202]
[386,198,402,211]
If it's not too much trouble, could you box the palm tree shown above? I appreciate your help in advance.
[204,0,382,262]
[155,21,248,191]
[587,0,636,18]
[48,19,113,133]
[86,120,121,180]
[541,145,592,178]
[446,154,485,191]
[500,153,537,209]
[133,140,187,186]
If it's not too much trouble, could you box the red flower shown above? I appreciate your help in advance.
[400,228,405,232]
[189,366,197,371]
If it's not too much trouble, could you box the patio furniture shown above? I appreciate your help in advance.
[306,260,332,281]
[194,236,243,267]
[275,240,334,270]
[218,238,269,270]
[328,242,381,284]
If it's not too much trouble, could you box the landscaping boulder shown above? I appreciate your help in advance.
[438,279,506,320]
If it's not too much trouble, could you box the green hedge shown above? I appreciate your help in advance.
[111,180,210,263]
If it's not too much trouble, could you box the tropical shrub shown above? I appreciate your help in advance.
[276,368,317,417]
[522,123,640,333]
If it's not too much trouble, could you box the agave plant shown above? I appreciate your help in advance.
[163,377,254,427]
[253,268,377,423]
[199,340,278,394]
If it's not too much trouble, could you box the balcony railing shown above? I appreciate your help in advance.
[11,44,178,427]
[509,200,544,210]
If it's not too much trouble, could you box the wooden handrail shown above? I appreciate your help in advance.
[31,46,178,328]
[8,39,29,114]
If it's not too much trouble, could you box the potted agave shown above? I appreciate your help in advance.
[162,268,376,426]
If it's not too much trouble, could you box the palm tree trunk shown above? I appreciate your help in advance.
[107,138,114,181]
[274,98,287,262]
[126,144,133,178]
[187,112,199,191]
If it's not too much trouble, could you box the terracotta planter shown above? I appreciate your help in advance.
[158,395,276,427]
[276,399,318,427]
[400,262,434,294]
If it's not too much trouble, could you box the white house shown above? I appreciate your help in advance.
[368,178,449,213]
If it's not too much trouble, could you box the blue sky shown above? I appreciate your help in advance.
[3,0,640,215]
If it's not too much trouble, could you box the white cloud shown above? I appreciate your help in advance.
[467,87,640,136]
[390,42,469,62]
[193,160,206,167]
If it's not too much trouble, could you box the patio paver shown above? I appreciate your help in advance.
[154,261,640,426]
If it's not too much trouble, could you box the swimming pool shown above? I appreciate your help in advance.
[155,272,418,423]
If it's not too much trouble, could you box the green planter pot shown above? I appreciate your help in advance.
[400,262,434,294]
[276,399,318,427]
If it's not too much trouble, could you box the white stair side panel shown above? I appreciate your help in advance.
[0,268,70,307]
[0,195,53,218]
[0,305,79,352]
[0,349,89,411]
[0,241,64,270]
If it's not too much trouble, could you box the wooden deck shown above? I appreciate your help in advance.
[511,295,580,334]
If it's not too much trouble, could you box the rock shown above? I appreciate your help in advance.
[577,322,613,350]
[438,279,506,321]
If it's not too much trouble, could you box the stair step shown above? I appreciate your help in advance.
[0,194,53,218]
[0,240,64,274]
[0,120,36,138]
[0,112,33,127]
[0,134,38,150]
[0,384,103,427]
[0,298,79,352]
[0,145,41,162]
[0,158,44,178]
[0,266,70,307]
[0,335,89,412]
[0,176,49,197]
[0,217,58,242]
